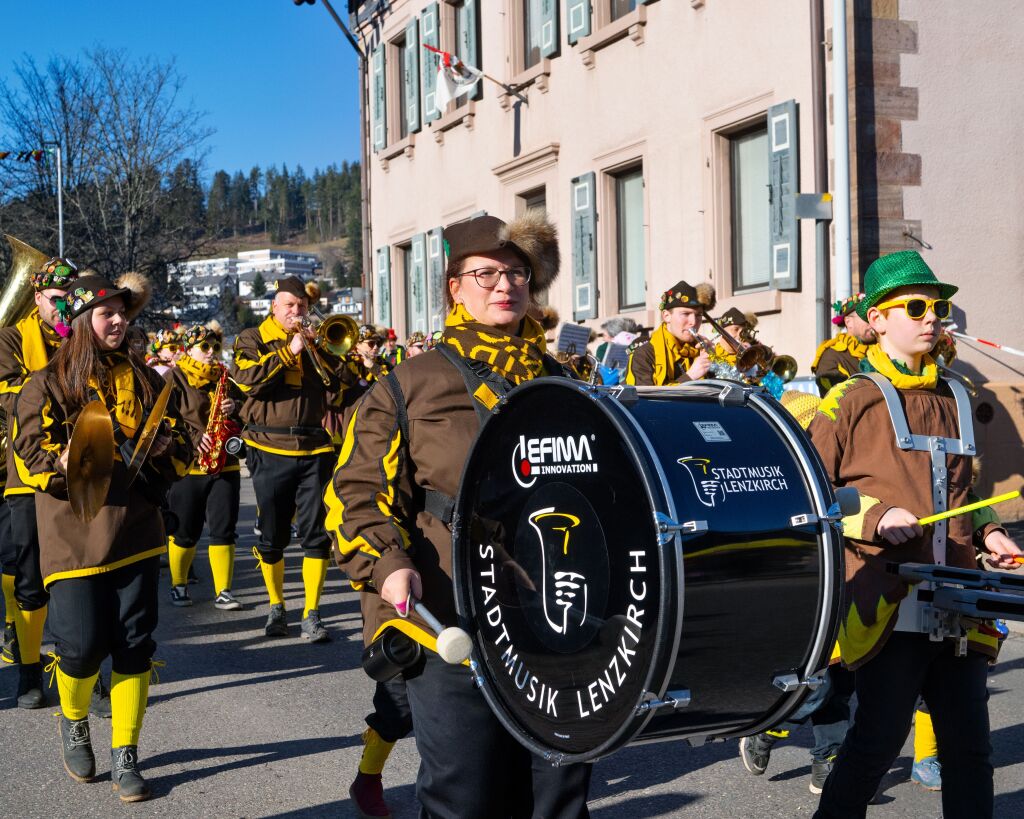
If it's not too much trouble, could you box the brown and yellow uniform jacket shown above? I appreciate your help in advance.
[0,310,63,497]
[808,367,1005,670]
[625,323,702,386]
[811,332,870,396]
[166,356,244,476]
[326,327,565,652]
[231,315,340,457]
[324,356,388,444]
[13,353,192,587]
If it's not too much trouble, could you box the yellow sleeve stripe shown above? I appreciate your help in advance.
[842,492,882,541]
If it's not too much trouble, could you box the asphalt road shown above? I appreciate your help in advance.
[2,480,1023,818]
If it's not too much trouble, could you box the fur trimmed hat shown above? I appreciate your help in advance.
[718,307,757,330]
[115,271,152,322]
[659,279,716,313]
[443,212,560,297]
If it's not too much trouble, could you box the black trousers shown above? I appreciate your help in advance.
[367,677,414,743]
[167,470,241,549]
[248,448,333,563]
[404,652,591,819]
[47,556,160,678]
[7,494,48,610]
[0,494,13,574]
[814,632,992,819]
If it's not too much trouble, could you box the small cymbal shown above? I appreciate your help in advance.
[67,400,114,523]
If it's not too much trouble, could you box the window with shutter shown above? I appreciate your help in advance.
[729,126,770,291]
[404,19,421,134]
[567,0,592,45]
[375,246,392,326]
[421,2,441,123]
[372,44,387,151]
[457,1,482,102]
[571,172,598,320]
[408,233,429,333]
[428,227,445,331]
[768,99,800,291]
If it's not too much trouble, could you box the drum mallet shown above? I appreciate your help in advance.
[917,490,1021,526]
[397,596,473,665]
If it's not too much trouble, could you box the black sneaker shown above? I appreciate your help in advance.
[91,674,112,719]
[16,661,45,709]
[301,609,331,643]
[810,757,835,794]
[59,714,96,782]
[265,603,288,637]
[739,733,776,776]
[214,590,243,611]
[169,585,192,607]
[111,746,150,802]
[2,621,19,664]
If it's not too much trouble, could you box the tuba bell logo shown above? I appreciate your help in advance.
[527,508,586,636]
[677,457,723,508]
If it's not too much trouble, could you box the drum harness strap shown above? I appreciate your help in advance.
[850,373,979,650]
[381,344,570,527]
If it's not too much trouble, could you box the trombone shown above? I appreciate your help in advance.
[296,307,359,386]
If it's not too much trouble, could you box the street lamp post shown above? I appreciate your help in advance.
[44,141,65,256]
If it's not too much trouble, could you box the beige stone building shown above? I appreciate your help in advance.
[349,0,1024,517]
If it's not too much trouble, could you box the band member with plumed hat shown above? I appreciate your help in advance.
[807,250,1022,817]
[13,273,192,801]
[810,293,876,396]
[0,255,79,708]
[164,322,245,610]
[626,278,716,385]
[232,275,344,642]
[327,212,591,818]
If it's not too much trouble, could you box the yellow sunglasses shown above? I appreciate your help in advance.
[874,296,952,320]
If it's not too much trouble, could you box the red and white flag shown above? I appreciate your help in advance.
[424,44,483,110]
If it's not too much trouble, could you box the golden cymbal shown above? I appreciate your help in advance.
[67,400,114,523]
[126,381,172,486]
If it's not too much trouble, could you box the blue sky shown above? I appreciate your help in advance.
[0,0,361,177]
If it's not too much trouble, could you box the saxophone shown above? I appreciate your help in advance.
[197,366,237,475]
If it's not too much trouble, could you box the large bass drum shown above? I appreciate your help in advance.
[452,379,843,764]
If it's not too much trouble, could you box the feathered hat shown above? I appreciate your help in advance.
[659,279,716,313]
[115,271,152,322]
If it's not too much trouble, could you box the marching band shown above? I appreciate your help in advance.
[1,225,1021,819]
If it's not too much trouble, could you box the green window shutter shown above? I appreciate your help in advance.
[428,227,445,331]
[458,0,482,101]
[371,44,387,151]
[534,0,560,59]
[567,0,591,45]
[409,233,428,334]
[421,2,441,123]
[405,18,421,134]
[571,172,598,321]
[375,246,392,326]
[768,99,800,291]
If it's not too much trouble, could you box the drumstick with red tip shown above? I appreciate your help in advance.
[945,325,1024,359]
[396,596,473,664]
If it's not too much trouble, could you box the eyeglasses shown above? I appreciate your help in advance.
[875,297,952,320]
[199,341,222,354]
[458,266,532,288]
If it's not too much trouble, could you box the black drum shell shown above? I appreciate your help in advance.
[452,378,842,764]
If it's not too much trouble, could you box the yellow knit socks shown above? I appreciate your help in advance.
[914,708,938,762]
[302,557,328,618]
[110,670,150,747]
[14,604,46,665]
[168,537,196,588]
[56,665,98,721]
[208,544,235,595]
[358,727,396,776]
[260,558,285,606]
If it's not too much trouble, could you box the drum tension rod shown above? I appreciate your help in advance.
[635,689,692,716]
[773,672,826,693]
[656,513,708,545]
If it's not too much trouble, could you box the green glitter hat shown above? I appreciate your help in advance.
[857,251,957,319]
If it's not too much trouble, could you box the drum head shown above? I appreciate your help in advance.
[453,379,678,763]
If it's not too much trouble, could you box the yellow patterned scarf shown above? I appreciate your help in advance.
[810,332,870,371]
[176,354,221,389]
[650,323,701,385]
[89,356,144,439]
[864,343,938,390]
[442,304,548,385]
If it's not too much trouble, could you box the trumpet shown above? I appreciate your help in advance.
[702,312,775,373]
[295,308,359,386]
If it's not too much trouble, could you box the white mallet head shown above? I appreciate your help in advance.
[435,626,473,664]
